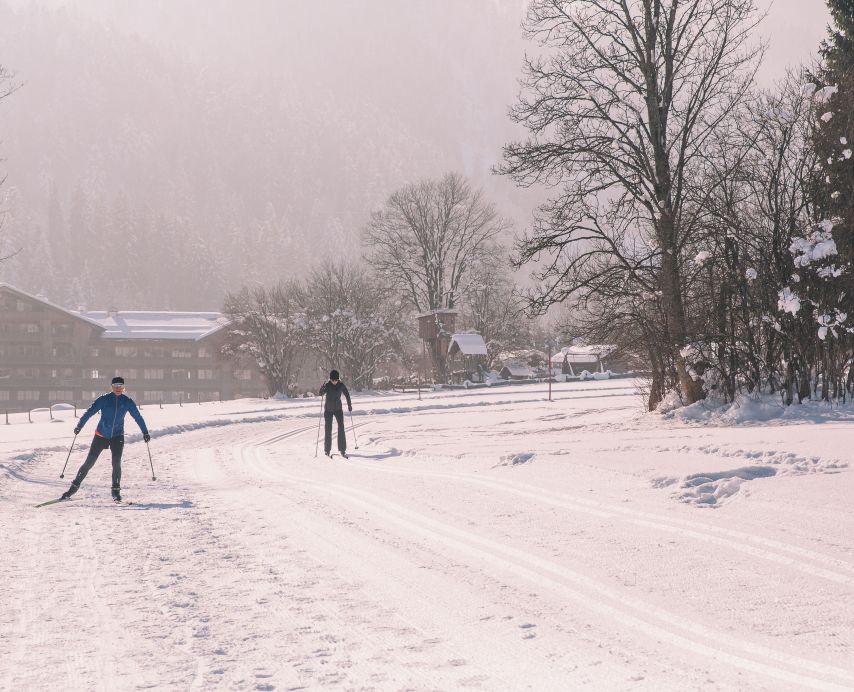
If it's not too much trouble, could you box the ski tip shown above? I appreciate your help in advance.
[35,496,71,508]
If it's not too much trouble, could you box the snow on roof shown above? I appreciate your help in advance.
[550,344,617,363]
[79,311,229,341]
[448,332,488,356]
[0,282,106,330]
[500,362,534,377]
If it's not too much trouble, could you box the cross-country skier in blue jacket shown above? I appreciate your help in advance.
[61,376,150,502]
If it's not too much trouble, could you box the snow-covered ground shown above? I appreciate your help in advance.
[1,379,853,691]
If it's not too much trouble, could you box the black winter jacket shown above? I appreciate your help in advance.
[319,380,352,412]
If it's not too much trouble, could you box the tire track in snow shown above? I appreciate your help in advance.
[249,444,854,691]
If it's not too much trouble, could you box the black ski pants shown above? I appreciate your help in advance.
[71,435,124,490]
[324,410,347,454]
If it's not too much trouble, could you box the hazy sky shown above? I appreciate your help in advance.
[757,0,830,84]
[6,0,832,85]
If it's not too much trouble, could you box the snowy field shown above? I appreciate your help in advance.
[1,379,853,691]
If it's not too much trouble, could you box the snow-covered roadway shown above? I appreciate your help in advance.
[1,380,853,690]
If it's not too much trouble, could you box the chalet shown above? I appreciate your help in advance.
[0,283,266,410]
[447,332,488,383]
[550,344,625,375]
[498,361,535,380]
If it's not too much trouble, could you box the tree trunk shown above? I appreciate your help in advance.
[658,218,703,403]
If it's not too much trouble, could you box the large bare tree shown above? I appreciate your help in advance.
[364,173,507,313]
[364,173,508,382]
[500,0,763,407]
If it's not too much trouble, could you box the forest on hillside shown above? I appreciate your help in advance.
[0,0,530,310]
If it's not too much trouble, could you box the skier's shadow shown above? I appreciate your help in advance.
[110,500,194,510]
[347,447,401,461]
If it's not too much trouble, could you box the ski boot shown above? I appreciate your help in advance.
[111,487,122,503]
[60,483,79,501]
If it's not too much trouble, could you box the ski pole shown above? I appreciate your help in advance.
[349,409,359,449]
[59,432,78,478]
[314,397,324,458]
[145,440,157,481]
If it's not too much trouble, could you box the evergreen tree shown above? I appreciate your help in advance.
[816,0,854,239]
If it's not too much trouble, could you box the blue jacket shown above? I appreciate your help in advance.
[78,393,149,439]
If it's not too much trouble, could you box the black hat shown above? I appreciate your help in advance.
[329,370,340,380]
[111,376,125,385]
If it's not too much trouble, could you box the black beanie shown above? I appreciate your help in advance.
[329,370,340,380]
[111,376,125,385]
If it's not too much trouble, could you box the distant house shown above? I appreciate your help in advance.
[550,345,625,375]
[0,282,266,410]
[447,332,488,383]
[498,361,535,380]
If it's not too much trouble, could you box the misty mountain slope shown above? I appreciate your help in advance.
[0,1,530,309]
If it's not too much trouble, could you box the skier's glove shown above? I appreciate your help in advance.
[73,426,81,434]
[348,406,352,412]
[143,433,151,443]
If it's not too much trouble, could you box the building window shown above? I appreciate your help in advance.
[48,390,74,402]
[88,347,100,357]
[15,367,40,379]
[142,346,164,358]
[115,345,138,357]
[51,323,72,337]
[170,369,190,381]
[197,369,215,380]
[13,344,41,358]
[144,369,164,380]
[17,390,40,401]
[24,322,41,334]
[0,391,9,401]
[15,299,28,312]
[172,348,192,358]
[89,369,101,380]
[124,369,138,379]
[198,346,212,358]
[143,390,163,402]
[52,344,73,358]
[234,369,252,380]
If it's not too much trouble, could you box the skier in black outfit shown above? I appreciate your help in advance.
[61,376,150,502]
[319,369,352,458]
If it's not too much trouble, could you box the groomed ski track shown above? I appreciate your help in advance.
[1,381,853,690]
